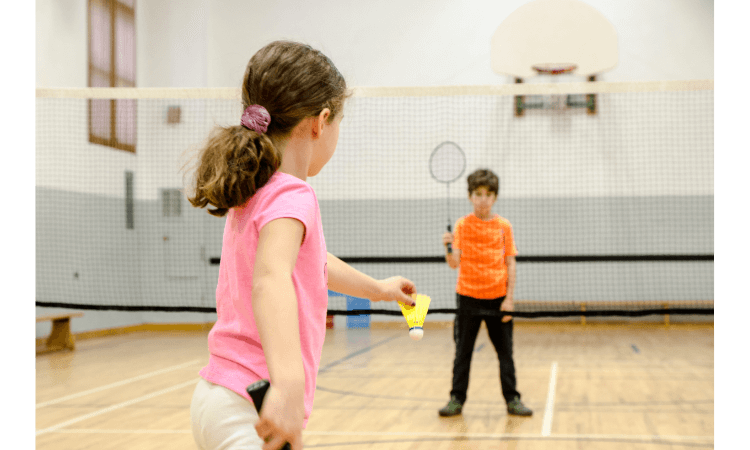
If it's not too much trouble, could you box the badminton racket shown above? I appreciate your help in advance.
[429,141,466,253]
[246,379,292,450]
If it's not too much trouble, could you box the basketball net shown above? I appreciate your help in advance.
[532,64,577,111]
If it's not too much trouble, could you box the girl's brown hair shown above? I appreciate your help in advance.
[187,40,348,217]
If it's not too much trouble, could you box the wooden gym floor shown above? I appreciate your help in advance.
[36,322,714,449]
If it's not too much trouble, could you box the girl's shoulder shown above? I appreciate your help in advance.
[258,171,315,198]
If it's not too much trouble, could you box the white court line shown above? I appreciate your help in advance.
[36,359,202,409]
[43,429,714,444]
[49,429,192,434]
[541,361,558,437]
[35,379,199,436]
[305,431,713,443]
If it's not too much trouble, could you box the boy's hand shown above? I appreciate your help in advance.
[442,232,454,248]
[372,276,416,306]
[500,297,513,323]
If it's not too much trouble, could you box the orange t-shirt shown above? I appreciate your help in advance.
[453,213,518,299]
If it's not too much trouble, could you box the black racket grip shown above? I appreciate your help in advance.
[446,224,453,254]
[246,379,292,450]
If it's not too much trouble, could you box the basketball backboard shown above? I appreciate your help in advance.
[491,0,618,79]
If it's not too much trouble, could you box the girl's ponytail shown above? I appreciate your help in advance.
[188,125,280,217]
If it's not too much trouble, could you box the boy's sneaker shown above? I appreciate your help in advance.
[507,396,533,416]
[438,396,463,416]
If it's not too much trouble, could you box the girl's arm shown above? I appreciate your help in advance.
[327,253,416,306]
[251,218,306,449]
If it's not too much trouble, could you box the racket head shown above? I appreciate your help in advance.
[429,141,466,184]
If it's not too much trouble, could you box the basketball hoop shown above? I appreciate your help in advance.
[531,63,577,75]
[513,63,596,116]
[530,64,578,111]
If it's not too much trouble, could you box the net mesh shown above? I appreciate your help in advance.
[36,81,713,318]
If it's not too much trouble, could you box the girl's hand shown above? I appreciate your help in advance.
[372,276,416,306]
[254,385,305,450]
[442,231,454,247]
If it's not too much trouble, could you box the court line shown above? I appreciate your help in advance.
[35,379,199,436]
[304,431,712,440]
[42,429,714,444]
[305,431,714,447]
[48,429,192,434]
[36,359,202,409]
[541,361,558,436]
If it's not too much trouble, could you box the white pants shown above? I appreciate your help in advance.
[190,378,264,450]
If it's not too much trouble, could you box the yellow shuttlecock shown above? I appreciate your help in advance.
[399,294,431,341]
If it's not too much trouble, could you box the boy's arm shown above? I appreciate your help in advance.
[444,219,462,269]
[500,256,516,322]
[327,253,416,305]
[445,245,461,269]
[505,256,516,301]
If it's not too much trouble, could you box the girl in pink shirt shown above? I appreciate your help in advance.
[186,41,417,450]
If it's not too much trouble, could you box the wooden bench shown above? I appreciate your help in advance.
[36,313,84,355]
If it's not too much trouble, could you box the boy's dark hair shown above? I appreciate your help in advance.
[467,169,499,195]
[187,40,349,217]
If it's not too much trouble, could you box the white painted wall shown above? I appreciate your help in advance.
[37,0,713,88]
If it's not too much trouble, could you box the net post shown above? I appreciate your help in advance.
[586,75,597,114]
[514,77,524,117]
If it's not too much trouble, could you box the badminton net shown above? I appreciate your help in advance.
[35,81,713,318]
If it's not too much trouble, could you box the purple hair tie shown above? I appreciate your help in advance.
[240,105,271,134]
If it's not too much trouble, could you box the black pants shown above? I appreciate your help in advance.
[450,294,520,405]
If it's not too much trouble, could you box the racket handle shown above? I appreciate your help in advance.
[446,224,453,254]
[246,379,292,450]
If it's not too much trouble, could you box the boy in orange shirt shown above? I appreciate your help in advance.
[439,169,532,417]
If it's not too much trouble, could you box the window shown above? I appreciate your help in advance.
[89,0,136,152]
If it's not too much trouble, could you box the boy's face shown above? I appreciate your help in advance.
[469,186,497,216]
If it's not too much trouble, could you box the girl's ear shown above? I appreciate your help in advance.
[312,108,332,138]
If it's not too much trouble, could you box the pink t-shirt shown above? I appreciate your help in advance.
[199,171,328,426]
